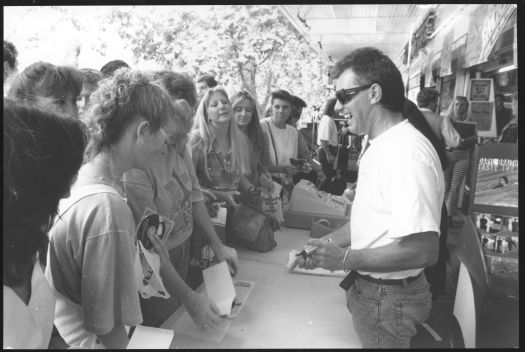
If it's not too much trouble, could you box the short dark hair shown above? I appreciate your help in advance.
[331,47,405,113]
[100,59,130,77]
[4,40,18,68]
[196,73,218,88]
[7,61,83,103]
[291,95,307,109]
[3,100,86,286]
[155,70,198,108]
[417,88,439,109]
[81,68,103,87]
[271,89,293,105]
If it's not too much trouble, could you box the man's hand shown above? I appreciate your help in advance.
[212,244,239,276]
[182,291,225,329]
[307,238,347,271]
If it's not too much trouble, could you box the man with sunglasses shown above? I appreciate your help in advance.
[296,47,444,348]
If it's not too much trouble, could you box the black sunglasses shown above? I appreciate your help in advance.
[335,82,376,105]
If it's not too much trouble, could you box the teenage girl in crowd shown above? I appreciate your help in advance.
[45,69,182,348]
[230,90,275,194]
[7,61,84,119]
[122,71,238,328]
[3,101,86,349]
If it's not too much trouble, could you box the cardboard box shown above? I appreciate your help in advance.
[284,207,351,230]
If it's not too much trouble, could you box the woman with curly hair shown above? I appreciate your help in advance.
[7,61,84,119]
[122,71,238,328]
[3,100,86,348]
[44,69,174,348]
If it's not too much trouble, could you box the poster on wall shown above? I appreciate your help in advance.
[424,50,435,87]
[470,102,494,132]
[439,75,456,115]
[468,78,496,137]
[470,79,491,101]
[440,30,454,76]
[465,4,516,67]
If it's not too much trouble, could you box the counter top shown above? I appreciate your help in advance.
[160,226,361,348]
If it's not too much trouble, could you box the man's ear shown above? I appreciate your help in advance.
[369,83,382,105]
[136,120,150,144]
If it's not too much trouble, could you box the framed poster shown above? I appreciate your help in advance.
[470,102,494,132]
[470,79,491,101]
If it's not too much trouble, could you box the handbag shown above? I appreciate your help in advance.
[232,202,279,252]
[440,114,461,148]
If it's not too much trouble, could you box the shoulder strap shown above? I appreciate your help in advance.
[58,184,122,217]
[265,120,279,165]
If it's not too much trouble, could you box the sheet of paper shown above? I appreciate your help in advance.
[126,325,174,349]
[169,280,255,343]
[203,261,235,316]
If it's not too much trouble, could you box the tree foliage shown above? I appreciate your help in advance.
[110,5,327,114]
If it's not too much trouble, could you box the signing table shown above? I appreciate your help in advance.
[160,226,361,348]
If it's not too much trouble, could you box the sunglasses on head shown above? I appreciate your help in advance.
[335,82,377,105]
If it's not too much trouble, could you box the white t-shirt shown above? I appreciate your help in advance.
[317,114,338,146]
[260,117,298,167]
[350,120,444,279]
[3,261,55,349]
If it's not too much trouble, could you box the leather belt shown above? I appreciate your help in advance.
[357,272,422,286]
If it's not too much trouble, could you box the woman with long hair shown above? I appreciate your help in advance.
[190,86,254,206]
[3,101,86,348]
[230,90,274,193]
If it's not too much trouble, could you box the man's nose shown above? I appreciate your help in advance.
[334,100,343,113]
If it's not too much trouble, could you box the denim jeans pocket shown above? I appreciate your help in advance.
[394,288,431,338]
[347,282,379,323]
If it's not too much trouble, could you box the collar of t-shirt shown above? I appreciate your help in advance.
[368,119,409,146]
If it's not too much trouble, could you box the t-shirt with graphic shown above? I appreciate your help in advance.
[190,134,241,192]
[123,146,204,249]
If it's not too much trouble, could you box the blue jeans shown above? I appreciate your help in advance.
[346,272,432,348]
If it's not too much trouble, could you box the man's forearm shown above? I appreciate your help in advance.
[321,222,351,247]
[193,201,223,247]
[346,232,439,273]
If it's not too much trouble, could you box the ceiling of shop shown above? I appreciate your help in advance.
[280,4,436,66]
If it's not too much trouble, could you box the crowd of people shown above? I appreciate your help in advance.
[3,36,518,349]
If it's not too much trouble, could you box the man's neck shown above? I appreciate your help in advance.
[368,107,404,140]
[271,117,286,129]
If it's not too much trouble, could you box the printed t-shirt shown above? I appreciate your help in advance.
[351,120,444,279]
[122,146,203,249]
[190,134,241,191]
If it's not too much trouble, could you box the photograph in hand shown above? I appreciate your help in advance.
[137,209,173,251]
